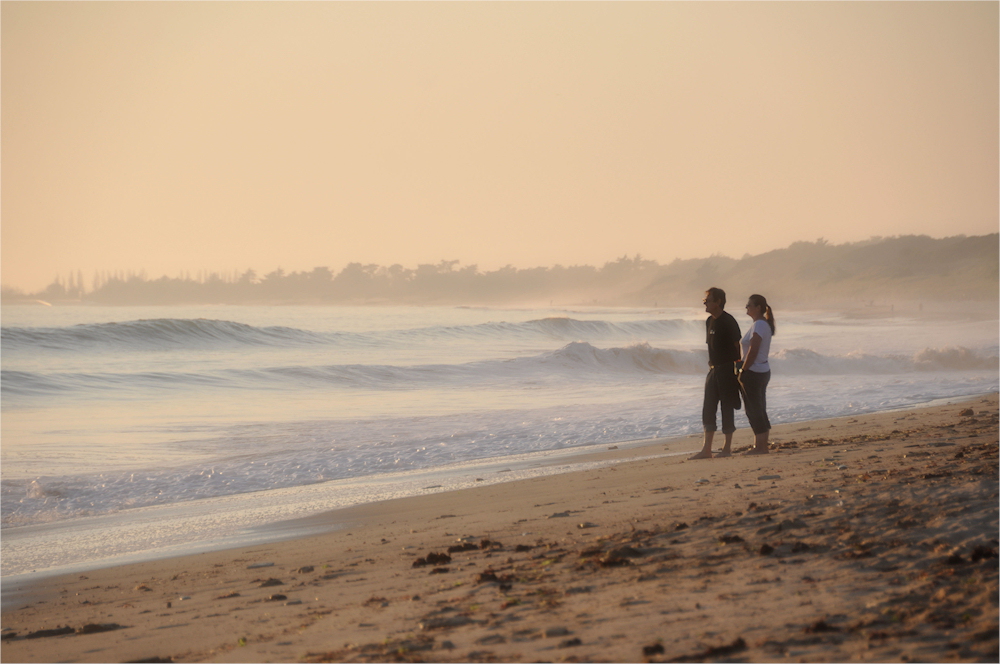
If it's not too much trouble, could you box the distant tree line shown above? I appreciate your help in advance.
[2,234,996,307]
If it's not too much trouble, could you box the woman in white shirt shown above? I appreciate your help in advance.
[738,294,775,454]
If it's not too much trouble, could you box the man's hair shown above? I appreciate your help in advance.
[705,287,726,308]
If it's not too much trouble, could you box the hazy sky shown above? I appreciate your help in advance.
[3,2,997,292]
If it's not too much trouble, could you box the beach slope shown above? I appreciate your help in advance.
[2,395,997,663]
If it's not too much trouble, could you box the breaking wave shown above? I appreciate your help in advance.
[1,316,702,354]
[773,346,999,375]
[1,318,332,352]
[4,342,996,401]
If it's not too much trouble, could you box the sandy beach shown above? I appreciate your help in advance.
[2,394,997,663]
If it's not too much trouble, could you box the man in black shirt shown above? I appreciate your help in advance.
[691,287,742,459]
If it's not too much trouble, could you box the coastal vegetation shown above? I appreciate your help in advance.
[3,234,996,307]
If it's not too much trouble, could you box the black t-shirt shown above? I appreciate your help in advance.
[706,311,741,366]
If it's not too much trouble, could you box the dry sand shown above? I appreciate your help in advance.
[2,394,997,663]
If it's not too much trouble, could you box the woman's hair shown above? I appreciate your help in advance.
[749,294,776,335]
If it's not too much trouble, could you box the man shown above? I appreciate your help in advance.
[690,287,742,459]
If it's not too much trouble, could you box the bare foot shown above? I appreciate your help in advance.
[744,447,769,455]
[689,450,713,460]
[715,450,732,458]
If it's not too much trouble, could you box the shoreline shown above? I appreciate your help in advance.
[2,393,989,586]
[2,393,996,662]
[0,439,692,585]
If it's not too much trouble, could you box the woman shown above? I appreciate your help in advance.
[738,294,775,454]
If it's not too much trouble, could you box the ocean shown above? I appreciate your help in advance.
[2,304,997,578]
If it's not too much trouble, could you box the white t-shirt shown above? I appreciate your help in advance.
[741,319,772,373]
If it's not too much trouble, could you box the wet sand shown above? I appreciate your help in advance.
[2,394,997,663]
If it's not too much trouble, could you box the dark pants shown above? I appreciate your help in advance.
[741,369,771,434]
[703,363,739,434]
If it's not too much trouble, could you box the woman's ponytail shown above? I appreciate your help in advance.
[749,294,776,335]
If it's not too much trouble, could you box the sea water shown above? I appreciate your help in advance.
[2,304,997,577]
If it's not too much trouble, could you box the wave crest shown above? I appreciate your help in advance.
[541,342,706,374]
[2,316,702,353]
[4,341,995,400]
[773,346,999,375]
[527,317,699,340]
[2,319,331,351]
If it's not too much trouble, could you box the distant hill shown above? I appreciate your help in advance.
[634,234,999,308]
[2,234,996,308]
